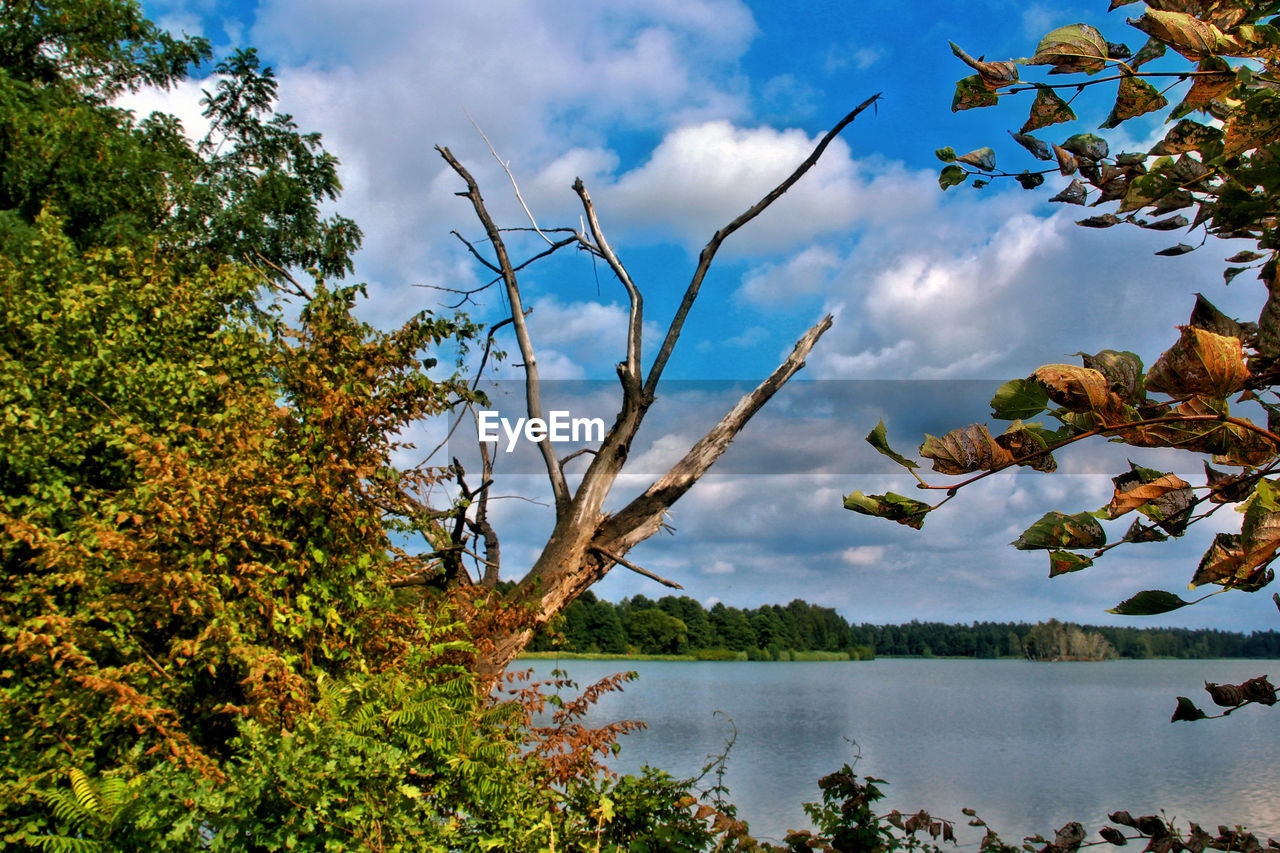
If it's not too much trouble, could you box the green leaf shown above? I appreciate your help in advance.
[990,378,1049,420]
[1049,550,1093,576]
[1080,349,1144,402]
[938,164,968,190]
[952,75,1000,111]
[1129,36,1167,70]
[1150,119,1224,156]
[843,491,931,529]
[935,147,957,163]
[1189,293,1244,339]
[1062,133,1109,161]
[1013,511,1106,551]
[1107,590,1191,615]
[865,419,919,470]
[995,420,1058,472]
[1026,23,1110,74]
[1021,86,1077,133]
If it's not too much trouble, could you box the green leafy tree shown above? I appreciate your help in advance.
[847,0,1280,722]
[625,608,689,655]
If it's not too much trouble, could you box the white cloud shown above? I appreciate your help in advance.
[740,245,841,304]
[114,77,212,142]
[840,546,884,566]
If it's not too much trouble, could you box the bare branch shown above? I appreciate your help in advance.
[437,145,572,516]
[644,94,880,399]
[574,178,643,397]
[590,546,683,590]
[249,251,312,301]
[559,448,597,466]
[600,314,834,552]
[449,229,501,274]
[465,107,557,246]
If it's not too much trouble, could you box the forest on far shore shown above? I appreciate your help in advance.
[527,592,1280,661]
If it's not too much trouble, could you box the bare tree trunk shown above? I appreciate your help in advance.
[433,95,880,677]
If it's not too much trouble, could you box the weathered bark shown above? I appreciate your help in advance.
[476,315,832,676]
[435,95,880,678]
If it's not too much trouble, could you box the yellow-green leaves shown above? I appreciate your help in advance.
[843,491,931,529]
[866,420,918,470]
[1027,23,1111,73]
[1013,511,1106,551]
[990,378,1050,420]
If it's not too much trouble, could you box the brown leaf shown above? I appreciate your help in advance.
[1129,9,1236,59]
[1101,73,1169,128]
[1170,57,1236,119]
[1145,326,1250,398]
[1108,471,1192,518]
[951,42,1019,89]
[1033,364,1131,423]
[1053,143,1078,175]
[920,424,1014,474]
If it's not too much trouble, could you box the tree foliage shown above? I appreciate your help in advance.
[848,0,1280,723]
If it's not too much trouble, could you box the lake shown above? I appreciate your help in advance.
[521,658,1280,846]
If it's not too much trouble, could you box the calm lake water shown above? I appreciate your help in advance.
[522,658,1280,846]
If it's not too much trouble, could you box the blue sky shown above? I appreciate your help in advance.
[130,0,1280,631]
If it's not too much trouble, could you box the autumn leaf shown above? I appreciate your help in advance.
[1129,9,1237,59]
[919,423,1014,474]
[1145,325,1250,397]
[1026,23,1110,73]
[843,491,931,529]
[1107,463,1192,519]
[950,42,1019,89]
[1101,72,1169,128]
[1021,86,1077,133]
[1013,511,1106,550]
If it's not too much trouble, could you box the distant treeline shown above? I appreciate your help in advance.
[528,592,1280,661]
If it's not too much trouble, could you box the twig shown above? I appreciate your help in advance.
[644,94,881,399]
[590,546,683,590]
[437,145,572,517]
[465,107,556,247]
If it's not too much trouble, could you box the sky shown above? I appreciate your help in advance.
[128,0,1280,632]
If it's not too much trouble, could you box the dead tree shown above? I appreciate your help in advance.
[428,95,880,675]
